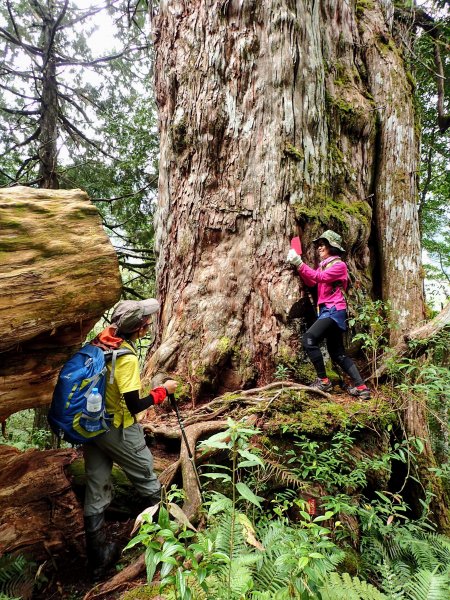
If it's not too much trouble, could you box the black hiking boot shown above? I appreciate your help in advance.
[133,487,163,516]
[310,378,333,392]
[347,386,371,400]
[85,514,122,581]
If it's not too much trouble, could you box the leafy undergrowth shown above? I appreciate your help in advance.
[114,420,450,600]
[3,353,449,600]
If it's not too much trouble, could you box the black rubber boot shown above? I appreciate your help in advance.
[142,490,162,507]
[84,513,122,581]
[133,490,162,516]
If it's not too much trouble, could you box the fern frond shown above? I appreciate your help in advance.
[248,590,292,600]
[379,559,407,599]
[407,532,450,572]
[252,558,288,593]
[204,558,255,600]
[406,568,450,600]
[0,555,35,600]
[381,532,404,562]
[263,457,310,490]
[214,511,248,559]
[228,561,254,598]
[319,572,388,599]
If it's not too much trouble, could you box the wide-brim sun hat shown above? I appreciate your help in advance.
[313,229,345,252]
[111,298,160,333]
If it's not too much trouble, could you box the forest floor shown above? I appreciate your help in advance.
[31,383,377,599]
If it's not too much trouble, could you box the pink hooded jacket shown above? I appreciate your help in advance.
[297,256,348,310]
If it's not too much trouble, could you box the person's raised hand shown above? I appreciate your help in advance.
[286,248,303,266]
[163,379,178,396]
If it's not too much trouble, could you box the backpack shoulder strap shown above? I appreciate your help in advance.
[104,348,136,384]
[320,258,342,271]
[320,259,348,296]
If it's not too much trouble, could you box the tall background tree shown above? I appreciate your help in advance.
[408,1,450,307]
[0,0,160,292]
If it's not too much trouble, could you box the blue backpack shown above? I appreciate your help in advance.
[48,344,134,445]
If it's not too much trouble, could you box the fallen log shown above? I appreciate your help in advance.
[0,186,121,418]
[0,445,84,561]
[373,301,450,380]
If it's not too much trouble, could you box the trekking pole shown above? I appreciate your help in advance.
[168,395,204,502]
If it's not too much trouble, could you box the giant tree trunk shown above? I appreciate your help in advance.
[357,3,425,339]
[148,0,423,395]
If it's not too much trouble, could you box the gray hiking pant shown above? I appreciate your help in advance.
[83,422,161,517]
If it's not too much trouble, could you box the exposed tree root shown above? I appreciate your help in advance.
[178,420,230,519]
[141,381,333,521]
[82,554,146,600]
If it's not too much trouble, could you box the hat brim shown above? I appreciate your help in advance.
[312,236,345,252]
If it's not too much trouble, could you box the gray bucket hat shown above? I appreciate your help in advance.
[111,298,160,333]
[313,229,345,252]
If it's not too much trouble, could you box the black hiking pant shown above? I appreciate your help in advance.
[302,317,364,386]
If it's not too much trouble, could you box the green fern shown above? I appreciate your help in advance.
[319,572,388,599]
[405,568,450,600]
[263,456,310,490]
[379,560,407,599]
[402,532,450,573]
[247,591,292,600]
[251,520,345,597]
[360,524,450,600]
[213,510,250,560]
[0,555,35,600]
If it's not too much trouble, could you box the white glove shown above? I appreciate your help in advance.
[286,248,303,266]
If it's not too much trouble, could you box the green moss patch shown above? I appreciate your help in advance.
[293,192,371,231]
[122,584,161,599]
[264,391,395,436]
[283,142,304,162]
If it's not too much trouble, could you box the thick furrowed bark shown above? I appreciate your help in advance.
[357,2,424,340]
[147,1,423,396]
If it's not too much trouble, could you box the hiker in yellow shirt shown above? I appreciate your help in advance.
[83,298,178,579]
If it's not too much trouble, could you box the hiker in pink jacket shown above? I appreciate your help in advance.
[287,230,371,399]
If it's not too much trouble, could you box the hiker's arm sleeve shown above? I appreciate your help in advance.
[123,387,168,414]
[299,262,347,285]
[297,263,319,287]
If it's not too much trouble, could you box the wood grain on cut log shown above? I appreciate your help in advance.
[0,445,84,560]
[0,186,122,418]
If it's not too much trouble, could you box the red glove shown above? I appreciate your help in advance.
[151,386,168,405]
